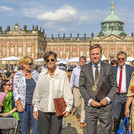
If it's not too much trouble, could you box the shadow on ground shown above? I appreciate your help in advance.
[62,125,78,134]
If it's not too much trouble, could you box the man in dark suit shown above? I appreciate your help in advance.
[79,44,117,134]
[112,51,134,132]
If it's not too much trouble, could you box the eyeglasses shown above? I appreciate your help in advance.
[28,63,33,66]
[5,84,12,86]
[46,59,55,63]
[118,58,125,61]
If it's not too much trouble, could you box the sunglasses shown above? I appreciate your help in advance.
[46,59,55,63]
[118,58,125,61]
[28,63,33,66]
[5,84,12,86]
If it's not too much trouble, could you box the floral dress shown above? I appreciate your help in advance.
[127,72,134,134]
[3,91,19,121]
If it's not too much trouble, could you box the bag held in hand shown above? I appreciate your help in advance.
[116,117,130,134]
[54,98,67,117]
[95,80,110,101]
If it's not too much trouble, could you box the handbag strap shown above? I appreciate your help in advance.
[126,117,130,134]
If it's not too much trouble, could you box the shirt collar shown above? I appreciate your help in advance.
[118,64,126,69]
[92,61,101,68]
[77,66,81,69]
[44,67,59,75]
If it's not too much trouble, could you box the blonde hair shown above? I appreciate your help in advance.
[19,56,33,67]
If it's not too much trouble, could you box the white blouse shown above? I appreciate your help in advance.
[32,68,73,112]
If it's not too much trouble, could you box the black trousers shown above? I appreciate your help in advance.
[38,110,63,134]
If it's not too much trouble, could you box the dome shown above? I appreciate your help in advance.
[103,14,123,23]
[102,2,123,23]
[100,2,124,36]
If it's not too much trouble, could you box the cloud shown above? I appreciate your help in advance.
[37,5,78,23]
[58,28,66,32]
[21,8,45,18]
[0,6,14,12]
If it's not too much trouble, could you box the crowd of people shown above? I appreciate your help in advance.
[0,44,134,134]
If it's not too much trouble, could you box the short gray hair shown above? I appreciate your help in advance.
[117,51,127,59]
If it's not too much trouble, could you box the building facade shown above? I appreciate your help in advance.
[0,23,46,60]
[0,3,134,61]
[46,2,134,60]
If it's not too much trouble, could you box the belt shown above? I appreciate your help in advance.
[74,87,79,89]
[117,92,127,95]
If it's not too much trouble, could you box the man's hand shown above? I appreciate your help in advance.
[90,100,101,107]
[33,111,38,120]
[63,110,70,117]
[100,98,108,106]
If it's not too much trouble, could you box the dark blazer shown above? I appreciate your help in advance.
[79,61,117,112]
[113,64,134,91]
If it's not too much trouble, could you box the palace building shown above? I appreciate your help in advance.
[0,2,134,61]
[0,23,46,60]
[46,2,134,60]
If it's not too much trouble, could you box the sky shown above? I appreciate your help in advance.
[0,0,134,37]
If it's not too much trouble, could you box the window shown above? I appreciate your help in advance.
[103,49,105,55]
[3,47,5,54]
[80,50,83,56]
[19,40,22,43]
[87,51,89,57]
[66,51,69,58]
[11,40,14,43]
[27,47,31,54]
[73,51,76,57]
[3,41,5,44]
[60,50,63,57]
[110,49,114,55]
[11,47,14,55]
[28,40,31,43]
[127,49,130,57]
[19,48,22,54]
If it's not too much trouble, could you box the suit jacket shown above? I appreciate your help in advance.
[113,64,134,91]
[79,61,117,112]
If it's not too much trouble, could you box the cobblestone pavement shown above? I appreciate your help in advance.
[62,108,115,134]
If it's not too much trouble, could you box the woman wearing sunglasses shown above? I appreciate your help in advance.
[32,51,73,134]
[13,56,39,134]
[0,79,19,120]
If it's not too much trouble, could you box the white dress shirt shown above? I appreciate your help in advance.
[117,65,127,93]
[32,68,73,112]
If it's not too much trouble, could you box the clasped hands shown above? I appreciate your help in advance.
[90,98,108,107]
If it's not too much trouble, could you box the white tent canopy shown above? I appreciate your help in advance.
[87,58,90,62]
[34,58,44,62]
[0,56,20,61]
[67,57,79,62]
[101,55,107,61]
[57,58,64,61]
[56,60,67,65]
[127,57,134,62]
